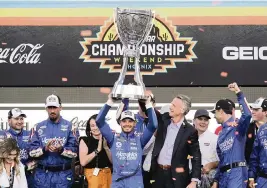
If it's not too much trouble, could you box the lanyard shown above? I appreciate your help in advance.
[9,167,15,188]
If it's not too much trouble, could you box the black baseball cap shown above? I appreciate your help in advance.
[211,99,233,114]
[226,99,235,108]
[194,109,211,119]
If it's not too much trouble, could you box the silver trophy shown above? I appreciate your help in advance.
[111,8,155,100]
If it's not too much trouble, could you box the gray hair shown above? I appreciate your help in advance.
[176,94,191,115]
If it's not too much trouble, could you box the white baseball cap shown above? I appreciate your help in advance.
[45,94,61,108]
[120,110,136,121]
[8,108,26,119]
[250,97,267,110]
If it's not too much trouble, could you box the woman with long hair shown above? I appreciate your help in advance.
[79,114,112,188]
[0,138,28,188]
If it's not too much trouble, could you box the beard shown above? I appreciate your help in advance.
[49,113,58,122]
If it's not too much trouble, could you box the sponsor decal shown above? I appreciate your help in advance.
[38,129,43,136]
[20,148,28,160]
[0,44,43,64]
[116,141,122,148]
[219,137,234,152]
[261,138,267,149]
[41,137,66,146]
[61,124,69,131]
[222,46,267,60]
[116,151,138,161]
[22,135,29,142]
[204,143,210,146]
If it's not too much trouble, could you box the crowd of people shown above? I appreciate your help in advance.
[0,82,266,188]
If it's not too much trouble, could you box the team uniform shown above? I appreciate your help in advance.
[29,117,78,188]
[96,103,158,188]
[248,123,267,188]
[214,92,251,188]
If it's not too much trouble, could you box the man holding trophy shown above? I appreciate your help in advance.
[96,93,158,188]
[95,8,159,188]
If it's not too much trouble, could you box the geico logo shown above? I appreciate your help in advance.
[222,46,267,60]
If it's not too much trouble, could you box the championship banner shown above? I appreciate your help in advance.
[0,4,266,86]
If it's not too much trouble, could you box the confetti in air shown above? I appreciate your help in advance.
[187,155,193,159]
[61,77,68,82]
[175,167,185,173]
[2,42,7,45]
[220,72,228,77]
[100,87,111,94]
[80,30,92,37]
[198,28,205,32]
[235,131,239,135]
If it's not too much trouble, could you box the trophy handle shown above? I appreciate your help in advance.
[111,50,129,99]
[134,51,145,92]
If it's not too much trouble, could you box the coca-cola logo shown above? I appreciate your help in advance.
[0,43,43,64]
[70,116,112,130]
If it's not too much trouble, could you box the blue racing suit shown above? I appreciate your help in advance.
[29,117,78,188]
[0,128,35,188]
[214,92,251,188]
[96,103,158,188]
[135,114,148,134]
[248,123,267,188]
[118,98,155,188]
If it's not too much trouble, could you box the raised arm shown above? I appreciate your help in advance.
[141,96,158,148]
[116,98,129,123]
[96,95,115,147]
[236,91,252,136]
[228,83,251,136]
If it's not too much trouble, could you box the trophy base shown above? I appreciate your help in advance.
[112,84,146,100]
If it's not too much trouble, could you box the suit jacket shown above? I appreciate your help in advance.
[151,113,201,188]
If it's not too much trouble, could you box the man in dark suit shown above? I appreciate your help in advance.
[150,94,201,188]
